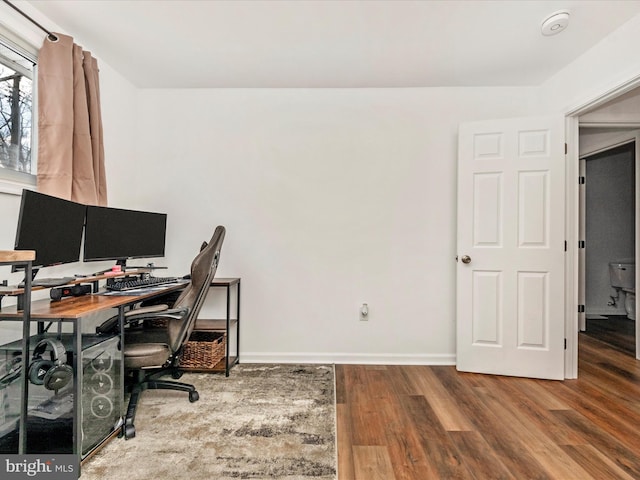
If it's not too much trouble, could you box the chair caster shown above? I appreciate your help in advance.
[124,425,136,439]
[189,391,199,403]
[171,370,183,379]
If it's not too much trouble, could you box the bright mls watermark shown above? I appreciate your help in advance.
[2,455,78,479]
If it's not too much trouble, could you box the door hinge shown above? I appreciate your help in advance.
[565,143,568,155]
[564,338,567,350]
[579,176,585,185]
[564,240,567,252]
[578,304,585,313]
[578,240,585,249]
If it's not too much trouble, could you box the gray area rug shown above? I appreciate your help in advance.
[81,364,337,479]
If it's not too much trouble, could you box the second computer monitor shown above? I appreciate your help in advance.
[14,189,87,271]
[83,206,167,267]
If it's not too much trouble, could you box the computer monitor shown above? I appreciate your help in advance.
[83,205,167,269]
[13,189,86,276]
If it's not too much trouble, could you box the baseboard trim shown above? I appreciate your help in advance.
[587,307,626,316]
[240,352,456,366]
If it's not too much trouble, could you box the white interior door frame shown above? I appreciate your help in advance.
[565,75,640,378]
[578,130,640,355]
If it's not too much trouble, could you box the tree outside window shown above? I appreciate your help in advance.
[0,38,35,184]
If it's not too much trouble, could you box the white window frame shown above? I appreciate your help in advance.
[0,25,38,196]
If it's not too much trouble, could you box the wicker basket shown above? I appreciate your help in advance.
[179,331,226,370]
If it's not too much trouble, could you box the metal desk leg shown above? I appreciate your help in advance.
[73,321,82,464]
[236,280,240,366]
[225,284,230,377]
[18,261,32,454]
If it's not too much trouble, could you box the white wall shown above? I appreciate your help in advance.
[132,4,640,363]
[539,13,640,112]
[580,88,640,125]
[132,87,539,364]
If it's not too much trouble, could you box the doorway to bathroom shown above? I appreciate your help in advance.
[579,133,637,357]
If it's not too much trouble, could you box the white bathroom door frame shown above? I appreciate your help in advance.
[577,129,640,360]
[565,77,640,378]
[454,77,640,379]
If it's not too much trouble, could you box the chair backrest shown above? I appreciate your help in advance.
[166,225,225,353]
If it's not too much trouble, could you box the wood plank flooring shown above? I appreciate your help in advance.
[583,316,635,357]
[336,333,640,479]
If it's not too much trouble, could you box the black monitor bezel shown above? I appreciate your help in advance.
[82,205,167,264]
[13,189,87,270]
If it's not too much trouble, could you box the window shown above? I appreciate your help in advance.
[0,31,36,189]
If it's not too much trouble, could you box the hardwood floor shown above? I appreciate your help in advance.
[336,333,640,479]
[583,315,636,357]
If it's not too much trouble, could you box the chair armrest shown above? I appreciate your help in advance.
[124,303,169,317]
[96,305,189,335]
[124,306,189,322]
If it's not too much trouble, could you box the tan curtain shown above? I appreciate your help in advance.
[37,33,107,206]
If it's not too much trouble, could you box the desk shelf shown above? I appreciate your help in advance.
[180,278,240,376]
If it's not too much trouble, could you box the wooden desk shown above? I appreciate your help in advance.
[0,251,35,263]
[0,268,155,310]
[0,281,186,465]
[0,282,186,319]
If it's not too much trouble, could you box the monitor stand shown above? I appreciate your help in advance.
[17,267,39,288]
[92,259,128,276]
[93,260,166,276]
[19,269,75,288]
[24,267,39,283]
[126,263,167,270]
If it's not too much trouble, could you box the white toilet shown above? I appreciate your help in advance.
[609,261,636,320]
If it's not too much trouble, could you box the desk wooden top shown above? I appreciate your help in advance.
[210,277,240,286]
[0,250,35,263]
[0,269,155,296]
[0,282,186,319]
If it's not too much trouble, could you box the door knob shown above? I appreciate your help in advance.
[461,255,472,264]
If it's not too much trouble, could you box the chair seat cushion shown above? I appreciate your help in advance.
[124,329,172,369]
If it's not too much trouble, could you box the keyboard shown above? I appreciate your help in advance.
[106,276,180,291]
[19,277,76,288]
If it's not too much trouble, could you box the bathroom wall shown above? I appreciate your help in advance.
[585,142,636,315]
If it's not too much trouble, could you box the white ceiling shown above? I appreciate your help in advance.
[24,0,640,89]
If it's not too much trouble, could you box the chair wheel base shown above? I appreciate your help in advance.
[124,425,136,439]
[189,391,199,403]
[171,370,183,379]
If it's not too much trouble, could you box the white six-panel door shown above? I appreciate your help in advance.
[457,115,566,380]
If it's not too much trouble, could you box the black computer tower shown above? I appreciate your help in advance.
[80,334,121,457]
[0,333,122,458]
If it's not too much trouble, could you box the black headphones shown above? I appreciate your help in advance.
[29,339,73,391]
[0,356,22,388]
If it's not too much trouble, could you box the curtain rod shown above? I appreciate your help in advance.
[2,0,58,41]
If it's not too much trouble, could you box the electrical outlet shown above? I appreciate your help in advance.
[359,303,369,321]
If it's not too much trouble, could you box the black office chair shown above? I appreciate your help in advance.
[98,225,225,439]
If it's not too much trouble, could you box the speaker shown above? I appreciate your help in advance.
[50,284,92,301]
[28,339,73,391]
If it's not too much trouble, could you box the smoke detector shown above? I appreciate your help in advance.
[541,10,570,36]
